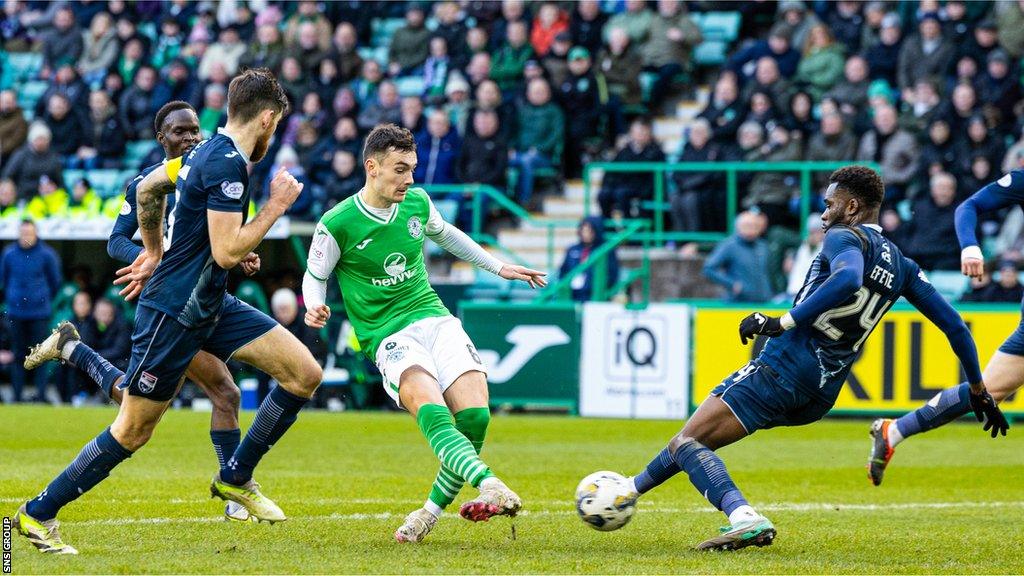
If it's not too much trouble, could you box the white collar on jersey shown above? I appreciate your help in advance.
[863,224,882,231]
[354,188,398,224]
[216,127,251,164]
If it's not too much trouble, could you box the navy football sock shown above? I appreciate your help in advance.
[894,383,972,439]
[68,343,124,399]
[25,427,133,521]
[210,428,241,469]
[634,448,681,494]
[672,438,748,517]
[222,387,308,485]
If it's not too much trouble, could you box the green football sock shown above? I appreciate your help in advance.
[417,404,493,510]
[427,407,491,509]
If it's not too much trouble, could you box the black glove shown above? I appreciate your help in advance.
[739,312,785,345]
[969,387,1009,438]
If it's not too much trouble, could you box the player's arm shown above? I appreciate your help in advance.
[113,160,182,299]
[301,223,341,329]
[955,171,1024,278]
[739,228,864,344]
[424,197,547,288]
[208,167,302,269]
[107,181,143,264]
[903,263,1009,437]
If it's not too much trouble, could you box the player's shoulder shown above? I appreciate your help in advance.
[318,196,360,231]
[824,224,869,251]
[989,170,1024,192]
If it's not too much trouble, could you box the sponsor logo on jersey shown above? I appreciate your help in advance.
[120,200,132,215]
[373,252,415,286]
[385,344,408,364]
[221,181,244,200]
[225,151,239,159]
[356,238,373,250]
[138,371,158,394]
[998,173,1013,187]
[407,216,422,239]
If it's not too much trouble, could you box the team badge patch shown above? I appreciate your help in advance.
[408,216,422,239]
[138,371,158,394]
[221,181,244,199]
[120,200,132,216]
[385,345,408,364]
[998,173,1013,187]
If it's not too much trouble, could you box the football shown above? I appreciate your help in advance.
[574,471,638,532]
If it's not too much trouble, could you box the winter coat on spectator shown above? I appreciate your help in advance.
[698,98,745,145]
[119,86,159,141]
[827,7,864,53]
[794,44,845,100]
[35,78,90,121]
[413,129,462,185]
[823,78,869,113]
[904,196,960,270]
[954,133,1005,176]
[466,103,517,142]
[93,312,131,371]
[435,20,469,64]
[514,102,564,157]
[388,23,431,72]
[153,72,203,110]
[558,70,602,139]
[570,10,608,55]
[741,78,792,111]
[531,12,569,57]
[331,46,364,83]
[641,10,702,68]
[857,128,919,187]
[309,136,362,184]
[199,41,246,80]
[601,139,666,202]
[897,34,955,90]
[456,131,508,189]
[558,216,619,302]
[975,71,1022,129]
[918,137,959,183]
[1,239,61,321]
[2,146,63,196]
[961,279,1024,303]
[40,24,84,69]
[604,9,653,45]
[743,138,802,213]
[541,52,571,90]
[727,41,801,79]
[702,233,772,303]
[86,113,127,166]
[77,29,119,79]
[240,38,286,74]
[997,2,1024,58]
[357,101,401,133]
[283,14,332,52]
[322,170,363,209]
[864,38,902,84]
[806,130,858,187]
[0,106,28,159]
[490,43,534,92]
[43,112,87,157]
[597,45,643,105]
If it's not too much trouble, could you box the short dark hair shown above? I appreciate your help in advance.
[362,123,416,164]
[227,68,290,124]
[829,165,884,209]
[154,100,196,134]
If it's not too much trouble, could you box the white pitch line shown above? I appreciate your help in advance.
[30,501,1024,527]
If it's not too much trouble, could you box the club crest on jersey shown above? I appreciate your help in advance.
[120,200,132,215]
[221,181,244,200]
[407,216,422,239]
[138,371,158,394]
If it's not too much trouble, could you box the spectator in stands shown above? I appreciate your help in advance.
[154,58,203,110]
[962,155,996,203]
[898,78,943,138]
[605,0,652,46]
[434,1,469,67]
[491,0,530,52]
[794,24,845,101]
[599,27,643,135]
[864,12,903,84]
[464,26,491,71]
[198,84,227,138]
[0,90,28,168]
[1,219,61,403]
[457,109,507,190]
[542,32,572,89]
[741,57,792,109]
[823,55,870,121]
[77,12,117,88]
[880,207,911,251]
[351,59,384,109]
[116,37,147,87]
[943,82,979,135]
[897,14,954,93]
[283,93,327,147]
[330,22,364,83]
[263,146,313,217]
[67,178,101,218]
[491,20,534,95]
[942,0,973,47]
[289,22,331,77]
[414,110,462,185]
[558,46,603,178]
[743,125,802,227]
[0,179,20,219]
[783,213,824,299]
[310,117,361,183]
[150,17,184,70]
[671,118,727,232]
[827,0,866,53]
[570,0,607,55]
[388,4,430,77]
[91,298,131,372]
[510,78,564,210]
[700,73,744,145]
[422,36,453,103]
[962,261,1024,303]
[241,24,286,73]
[641,0,701,111]
[559,217,619,302]
[2,123,62,198]
[39,6,83,77]
[469,79,515,141]
[807,113,858,188]
[357,80,402,133]
[955,115,1004,177]
[597,118,666,220]
[310,58,342,105]
[257,288,327,402]
[958,17,999,66]
[857,104,919,203]
[976,50,1021,131]
[465,52,493,94]
[781,91,817,143]
[728,22,800,80]
[998,0,1024,58]
[1003,127,1024,173]
[445,74,473,135]
[743,91,781,134]
[904,171,961,271]
[56,291,95,404]
[703,211,773,303]
[199,26,246,81]
[75,90,126,170]
[531,2,569,58]
[400,95,426,136]
[283,0,332,52]
[26,175,68,219]
[36,64,90,120]
[778,0,821,51]
[119,66,161,141]
[275,56,308,109]
[321,150,362,209]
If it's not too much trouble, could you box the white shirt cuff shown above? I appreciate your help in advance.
[961,246,983,262]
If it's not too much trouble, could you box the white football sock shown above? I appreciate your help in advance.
[423,500,443,518]
[479,476,500,490]
[61,340,79,361]
[887,420,904,448]
[728,505,759,525]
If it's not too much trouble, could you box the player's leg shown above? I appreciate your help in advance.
[183,351,249,522]
[24,320,125,401]
[868,349,1024,485]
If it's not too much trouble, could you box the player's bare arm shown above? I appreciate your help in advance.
[208,167,301,269]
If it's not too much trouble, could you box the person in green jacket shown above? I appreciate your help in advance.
[510,78,564,210]
[490,21,534,94]
[794,24,846,101]
[388,5,431,76]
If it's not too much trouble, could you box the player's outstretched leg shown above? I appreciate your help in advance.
[25,321,124,399]
[396,406,490,542]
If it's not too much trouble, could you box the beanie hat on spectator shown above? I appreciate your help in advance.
[867,79,895,104]
[568,46,591,61]
[27,122,51,143]
[977,18,997,31]
[918,12,941,25]
[445,73,470,97]
[881,13,901,30]
[769,22,794,41]
[778,0,806,14]
[988,49,1010,64]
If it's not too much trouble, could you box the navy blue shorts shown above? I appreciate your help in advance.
[202,295,277,362]
[711,362,833,434]
[998,317,1024,356]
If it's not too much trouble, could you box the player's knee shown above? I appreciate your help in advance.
[112,420,158,451]
[295,358,322,395]
[209,379,241,414]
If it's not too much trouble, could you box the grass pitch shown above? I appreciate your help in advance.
[1,406,1022,574]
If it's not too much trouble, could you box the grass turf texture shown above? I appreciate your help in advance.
[1,406,1021,574]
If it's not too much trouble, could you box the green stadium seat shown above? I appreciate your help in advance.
[928,270,970,301]
[83,169,124,198]
[124,141,156,169]
[699,12,741,42]
[693,41,728,66]
[371,17,405,48]
[236,280,270,313]
[17,79,48,111]
[396,76,425,97]
[62,169,84,189]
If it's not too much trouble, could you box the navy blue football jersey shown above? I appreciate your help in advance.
[138,131,250,327]
[760,224,936,400]
[108,161,178,264]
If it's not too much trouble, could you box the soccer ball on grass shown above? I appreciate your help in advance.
[574,471,637,532]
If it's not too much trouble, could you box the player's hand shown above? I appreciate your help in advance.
[968,385,1009,438]
[961,256,984,279]
[498,264,548,289]
[268,167,303,210]
[738,312,785,345]
[114,250,161,301]
[305,304,331,328]
[240,252,260,276]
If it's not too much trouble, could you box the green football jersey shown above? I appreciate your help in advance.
[305,188,450,359]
